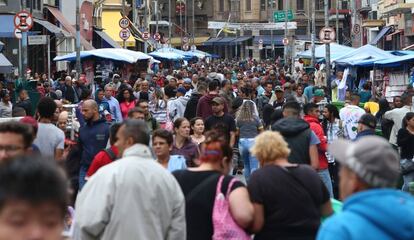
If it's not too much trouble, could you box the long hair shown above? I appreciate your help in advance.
[235,100,255,122]
[199,130,232,164]
[152,88,166,111]
[116,87,135,103]
[402,112,414,129]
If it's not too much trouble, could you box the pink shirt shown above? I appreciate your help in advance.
[120,100,136,119]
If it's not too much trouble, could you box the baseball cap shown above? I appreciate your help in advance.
[183,78,192,84]
[212,97,225,105]
[358,113,377,129]
[314,89,325,97]
[177,86,187,95]
[329,136,399,188]
[274,86,284,92]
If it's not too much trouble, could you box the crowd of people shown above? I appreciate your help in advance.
[0,59,414,239]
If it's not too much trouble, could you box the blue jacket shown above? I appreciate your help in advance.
[79,118,110,167]
[317,189,414,240]
[354,129,376,141]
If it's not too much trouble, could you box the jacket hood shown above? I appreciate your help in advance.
[344,189,414,239]
[271,117,310,137]
[204,93,219,102]
[303,115,320,124]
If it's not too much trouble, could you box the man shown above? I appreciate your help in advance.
[33,97,65,161]
[167,87,189,122]
[63,76,79,103]
[304,79,315,101]
[183,78,193,97]
[78,99,110,189]
[0,155,68,240]
[317,136,414,240]
[95,88,111,121]
[184,83,207,121]
[355,113,377,140]
[86,123,121,178]
[152,129,187,172]
[303,103,333,198]
[128,107,146,120]
[0,122,33,161]
[339,94,365,140]
[294,84,308,105]
[271,86,286,110]
[196,80,229,120]
[103,85,122,122]
[384,92,412,147]
[191,73,199,90]
[135,80,152,100]
[392,95,403,109]
[15,89,32,116]
[205,97,237,147]
[43,82,58,100]
[271,101,320,169]
[74,120,186,240]
[137,100,160,133]
[219,79,236,108]
[256,81,273,117]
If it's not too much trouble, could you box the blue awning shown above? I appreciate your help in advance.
[0,53,13,73]
[0,15,15,38]
[254,36,284,45]
[370,26,392,45]
[233,36,252,43]
[214,37,238,46]
[203,37,223,46]
[0,41,4,52]
[95,30,121,48]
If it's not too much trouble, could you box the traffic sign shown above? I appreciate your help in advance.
[353,24,361,34]
[28,35,47,45]
[258,39,263,44]
[282,37,289,46]
[154,32,161,41]
[119,29,131,40]
[182,37,189,43]
[14,10,33,31]
[119,17,130,29]
[319,27,336,43]
[14,28,22,39]
[142,31,150,40]
[191,45,196,51]
[274,10,293,22]
[182,44,189,51]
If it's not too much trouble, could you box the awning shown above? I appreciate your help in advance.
[169,36,210,46]
[33,18,70,38]
[46,6,94,50]
[233,36,252,43]
[0,53,13,73]
[403,44,414,50]
[95,30,121,48]
[0,15,15,38]
[102,11,135,47]
[370,26,392,45]
[0,41,4,52]
[386,29,403,41]
[203,37,223,46]
[254,35,284,45]
[215,37,238,46]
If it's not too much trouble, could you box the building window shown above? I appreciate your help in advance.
[246,0,251,11]
[0,0,6,6]
[278,0,283,10]
[297,0,304,10]
[315,0,323,10]
[219,0,224,12]
[261,0,266,10]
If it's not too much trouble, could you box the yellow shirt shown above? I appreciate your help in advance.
[364,102,379,115]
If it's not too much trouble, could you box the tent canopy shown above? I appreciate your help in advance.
[148,51,184,61]
[190,49,212,58]
[375,53,414,68]
[297,43,354,60]
[54,48,152,63]
[332,44,395,67]
[154,47,195,61]
[0,53,13,73]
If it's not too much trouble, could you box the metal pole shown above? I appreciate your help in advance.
[169,0,172,47]
[184,0,187,36]
[75,0,81,78]
[155,0,159,33]
[336,0,339,44]
[311,1,316,67]
[144,0,148,53]
[18,39,22,79]
[47,35,51,83]
[180,1,183,45]
[325,0,331,97]
[284,0,288,65]
[192,0,195,45]
[21,0,27,82]
[122,0,127,49]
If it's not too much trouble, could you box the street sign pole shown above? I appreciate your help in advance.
[22,31,27,81]
[47,35,51,84]
[311,0,316,67]
[284,0,288,67]
[75,0,81,79]
[325,0,331,98]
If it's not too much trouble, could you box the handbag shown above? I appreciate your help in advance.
[212,175,251,240]
[163,105,174,131]
[400,158,414,175]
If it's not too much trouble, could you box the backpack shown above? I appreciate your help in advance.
[104,148,117,162]
[212,175,251,240]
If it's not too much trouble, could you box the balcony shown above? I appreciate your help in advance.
[382,2,414,15]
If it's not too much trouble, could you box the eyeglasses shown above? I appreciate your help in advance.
[0,145,24,152]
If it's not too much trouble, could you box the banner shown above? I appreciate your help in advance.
[208,21,297,30]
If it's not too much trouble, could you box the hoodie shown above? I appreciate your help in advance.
[184,92,202,120]
[303,115,328,170]
[272,117,312,165]
[196,94,228,120]
[167,96,189,122]
[317,189,414,240]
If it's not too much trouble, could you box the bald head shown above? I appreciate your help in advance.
[82,99,100,121]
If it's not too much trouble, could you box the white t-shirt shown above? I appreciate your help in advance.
[339,105,365,140]
[33,123,65,158]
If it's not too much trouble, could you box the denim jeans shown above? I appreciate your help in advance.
[78,165,88,190]
[318,168,334,198]
[239,138,258,182]
[400,158,414,192]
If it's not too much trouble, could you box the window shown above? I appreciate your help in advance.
[297,0,304,10]
[246,0,251,11]
[0,0,6,6]
[315,0,323,10]
[219,0,224,12]
[278,0,283,10]
[261,0,266,10]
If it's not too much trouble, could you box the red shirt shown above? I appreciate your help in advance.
[120,100,136,119]
[303,115,329,170]
[86,146,119,177]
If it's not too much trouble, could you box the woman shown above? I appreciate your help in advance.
[117,87,136,119]
[171,118,199,167]
[249,131,332,240]
[235,100,263,181]
[190,117,205,145]
[376,98,392,140]
[173,131,254,240]
[149,88,168,128]
[397,112,414,192]
[0,90,12,118]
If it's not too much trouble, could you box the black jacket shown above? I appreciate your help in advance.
[272,117,312,165]
[184,92,202,121]
[15,99,33,116]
